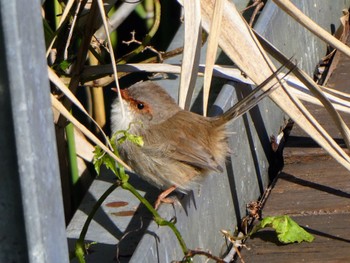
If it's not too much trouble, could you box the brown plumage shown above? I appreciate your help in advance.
[111,67,288,192]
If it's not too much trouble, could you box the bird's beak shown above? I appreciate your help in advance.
[120,89,129,100]
[111,88,129,100]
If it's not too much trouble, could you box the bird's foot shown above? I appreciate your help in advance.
[154,185,177,209]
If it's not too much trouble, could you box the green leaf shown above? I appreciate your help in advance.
[43,18,55,48]
[93,145,118,176]
[113,122,144,147]
[93,146,104,175]
[93,123,143,179]
[251,215,314,244]
[126,133,144,147]
[85,241,97,250]
[59,60,71,71]
[103,154,118,175]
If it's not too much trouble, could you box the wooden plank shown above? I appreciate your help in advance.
[263,156,350,217]
[241,37,350,261]
[241,155,350,262]
[243,213,350,262]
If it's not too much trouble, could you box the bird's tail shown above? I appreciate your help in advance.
[215,61,295,125]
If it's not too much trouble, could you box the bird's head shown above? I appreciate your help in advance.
[111,81,181,133]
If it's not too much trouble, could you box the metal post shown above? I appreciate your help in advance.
[0,0,69,262]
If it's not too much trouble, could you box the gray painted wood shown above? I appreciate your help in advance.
[67,1,350,262]
[0,1,68,262]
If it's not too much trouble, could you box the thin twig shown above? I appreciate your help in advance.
[183,249,225,263]
[122,31,164,62]
[46,0,76,58]
[248,2,264,27]
[57,0,100,127]
[115,218,144,263]
[117,0,161,64]
[64,0,83,60]
[96,0,125,118]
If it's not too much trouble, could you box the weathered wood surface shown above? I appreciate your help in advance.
[242,152,350,262]
[241,34,350,263]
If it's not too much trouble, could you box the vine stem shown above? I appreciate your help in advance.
[75,127,190,262]
[74,178,189,262]
[121,181,189,255]
[74,182,120,262]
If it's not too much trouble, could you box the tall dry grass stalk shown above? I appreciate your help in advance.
[46,0,350,181]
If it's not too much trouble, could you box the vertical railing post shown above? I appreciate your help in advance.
[0,0,69,262]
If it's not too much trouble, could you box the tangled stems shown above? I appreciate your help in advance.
[121,181,189,256]
[73,126,191,262]
[74,163,190,262]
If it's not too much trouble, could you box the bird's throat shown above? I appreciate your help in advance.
[111,99,135,135]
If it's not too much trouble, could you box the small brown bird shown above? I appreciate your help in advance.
[111,68,287,202]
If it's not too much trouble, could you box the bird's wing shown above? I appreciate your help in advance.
[170,135,224,172]
[141,112,224,173]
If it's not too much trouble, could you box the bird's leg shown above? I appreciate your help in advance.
[154,185,177,209]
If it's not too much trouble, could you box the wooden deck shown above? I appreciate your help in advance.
[241,37,350,262]
[241,148,350,262]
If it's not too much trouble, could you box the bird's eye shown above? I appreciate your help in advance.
[137,103,144,110]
